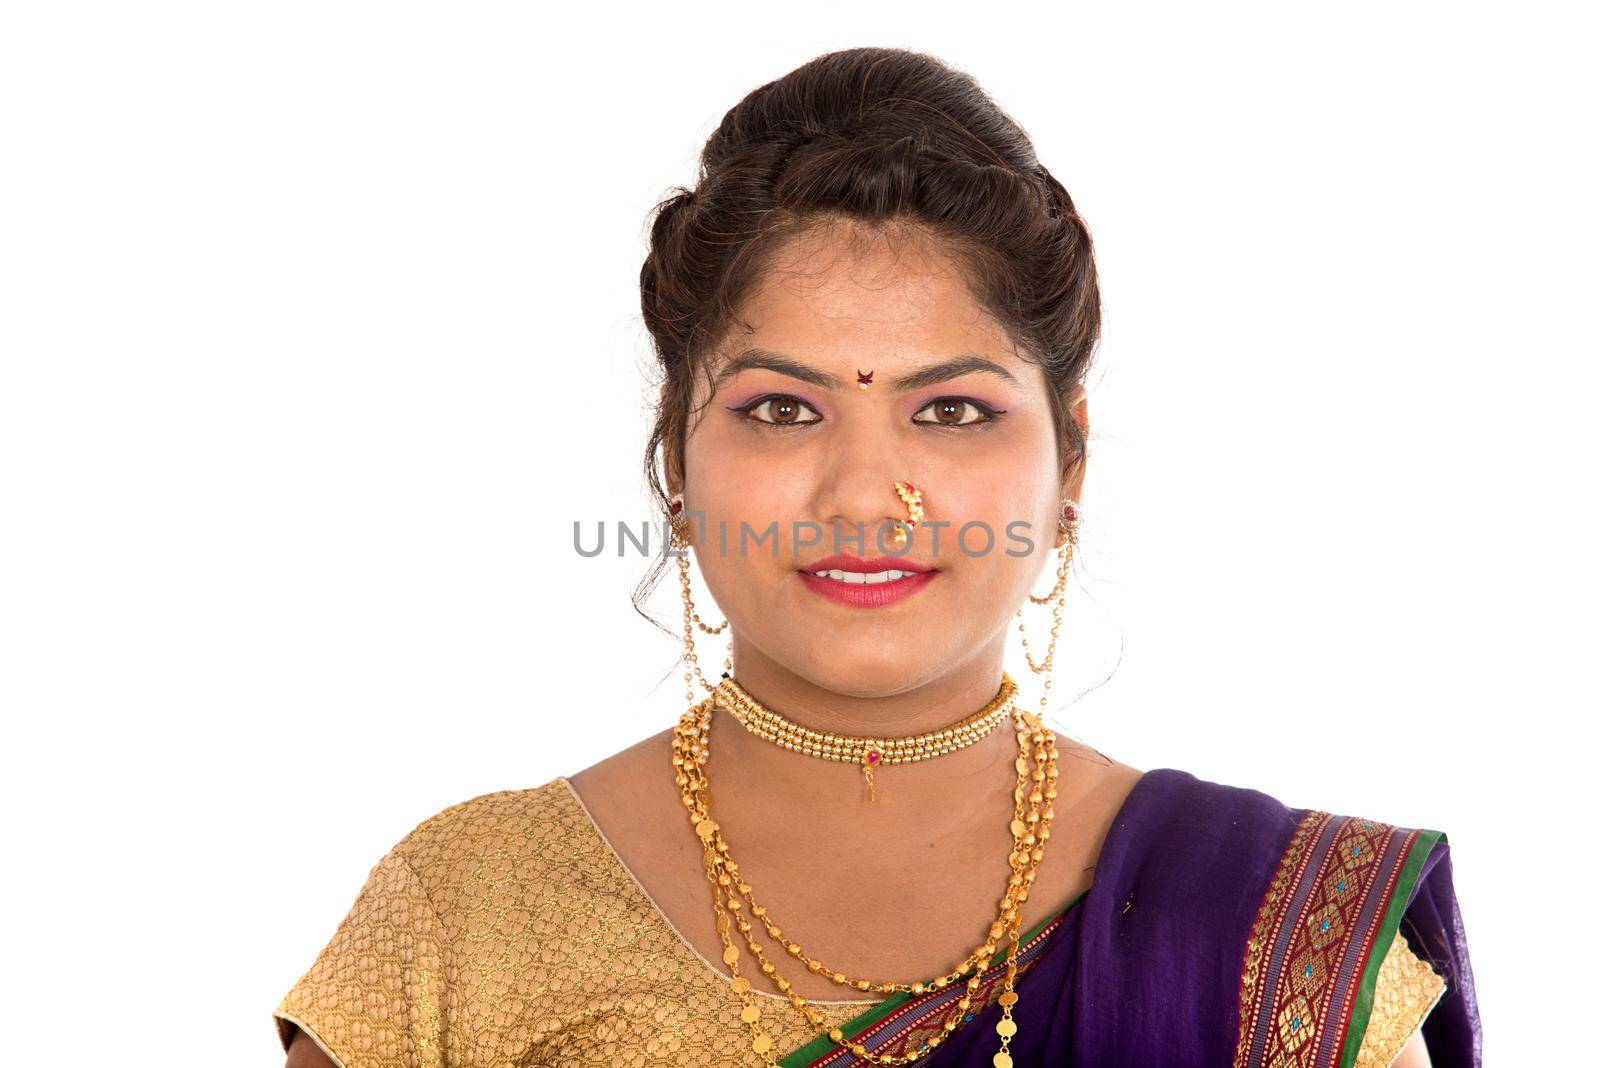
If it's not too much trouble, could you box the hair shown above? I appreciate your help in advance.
[632,46,1102,631]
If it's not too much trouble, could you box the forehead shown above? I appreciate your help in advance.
[717,221,1019,369]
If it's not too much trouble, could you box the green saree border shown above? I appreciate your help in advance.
[777,889,1087,1067]
[1333,828,1443,1068]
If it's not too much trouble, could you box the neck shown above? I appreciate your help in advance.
[695,636,1024,826]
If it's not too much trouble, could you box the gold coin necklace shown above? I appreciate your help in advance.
[671,682,1060,1066]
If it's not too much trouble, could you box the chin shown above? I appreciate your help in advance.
[780,651,945,698]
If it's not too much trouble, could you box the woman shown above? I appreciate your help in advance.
[273,47,1481,1067]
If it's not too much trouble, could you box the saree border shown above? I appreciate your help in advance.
[779,889,1085,1067]
[1232,809,1440,1068]
[1334,829,1442,1068]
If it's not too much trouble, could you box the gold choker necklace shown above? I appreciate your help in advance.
[707,671,1019,801]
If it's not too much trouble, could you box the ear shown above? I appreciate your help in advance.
[1058,384,1090,506]
[658,381,683,500]
[662,455,683,503]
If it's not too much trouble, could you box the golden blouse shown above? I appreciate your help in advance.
[273,777,1446,1067]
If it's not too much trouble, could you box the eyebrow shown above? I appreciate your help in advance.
[714,348,1017,393]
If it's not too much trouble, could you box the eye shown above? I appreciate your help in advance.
[911,396,1004,427]
[734,394,823,428]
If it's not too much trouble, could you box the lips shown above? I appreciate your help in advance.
[796,554,939,608]
[801,554,933,576]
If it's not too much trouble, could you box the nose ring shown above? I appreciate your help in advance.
[891,480,924,546]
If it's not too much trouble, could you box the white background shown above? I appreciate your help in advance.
[3,2,1591,1062]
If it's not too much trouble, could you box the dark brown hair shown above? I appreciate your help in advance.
[633,46,1102,628]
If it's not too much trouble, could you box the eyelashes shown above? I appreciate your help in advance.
[910,397,1006,427]
[728,393,1007,431]
[731,394,824,428]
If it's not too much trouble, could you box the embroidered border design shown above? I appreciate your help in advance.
[792,904,1072,1067]
[1236,808,1332,1065]
[1232,811,1421,1068]
[1318,827,1417,1066]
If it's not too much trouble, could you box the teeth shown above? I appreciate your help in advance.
[812,569,917,583]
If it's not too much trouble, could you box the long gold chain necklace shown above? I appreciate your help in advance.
[671,685,1060,1066]
[710,672,1019,802]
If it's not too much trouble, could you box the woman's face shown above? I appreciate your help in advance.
[678,221,1086,697]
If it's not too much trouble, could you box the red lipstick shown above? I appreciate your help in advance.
[796,554,939,608]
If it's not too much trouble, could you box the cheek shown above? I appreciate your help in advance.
[684,431,804,523]
[956,416,1058,483]
[923,476,1060,612]
[681,431,810,598]
[923,446,1059,555]
[931,490,1045,571]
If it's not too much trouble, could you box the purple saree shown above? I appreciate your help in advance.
[781,768,1482,1067]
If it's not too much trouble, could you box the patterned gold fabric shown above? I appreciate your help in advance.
[275,849,446,1067]
[273,777,1446,1067]
[1353,931,1447,1068]
[275,778,881,1067]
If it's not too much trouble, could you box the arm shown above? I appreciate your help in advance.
[274,849,448,1068]
[284,1026,339,1068]
[1389,1028,1433,1068]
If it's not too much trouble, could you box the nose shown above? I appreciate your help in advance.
[814,437,917,552]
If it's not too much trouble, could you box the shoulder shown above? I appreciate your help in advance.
[1111,765,1452,870]
[1072,766,1477,1062]
[400,777,574,848]
[1096,767,1319,907]
[1110,767,1476,1063]
[1104,766,1458,938]
[385,777,592,911]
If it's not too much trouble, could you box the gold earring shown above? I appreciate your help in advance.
[890,480,924,546]
[1015,499,1079,719]
[669,495,732,703]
